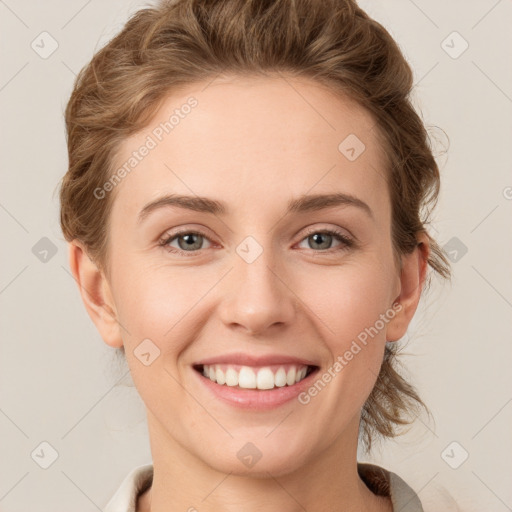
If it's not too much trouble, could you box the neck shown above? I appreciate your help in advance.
[137,412,392,512]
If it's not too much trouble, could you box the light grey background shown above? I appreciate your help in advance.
[1,0,511,510]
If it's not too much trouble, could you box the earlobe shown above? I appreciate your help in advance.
[386,233,430,342]
[68,241,124,348]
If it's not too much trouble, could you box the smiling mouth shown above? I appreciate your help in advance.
[193,363,319,390]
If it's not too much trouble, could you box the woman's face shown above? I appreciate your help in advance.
[85,74,420,476]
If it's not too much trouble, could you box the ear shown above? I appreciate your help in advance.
[68,241,123,348]
[386,232,430,342]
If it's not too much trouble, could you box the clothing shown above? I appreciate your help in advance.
[104,462,428,511]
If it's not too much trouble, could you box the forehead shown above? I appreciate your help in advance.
[109,74,390,223]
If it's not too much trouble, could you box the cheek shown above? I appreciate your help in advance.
[112,264,203,411]
[109,261,224,397]
[302,260,395,390]
[112,258,207,338]
[296,265,394,419]
[304,259,396,343]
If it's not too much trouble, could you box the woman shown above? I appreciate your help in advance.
[59,0,454,510]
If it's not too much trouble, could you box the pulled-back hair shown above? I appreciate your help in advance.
[59,0,451,450]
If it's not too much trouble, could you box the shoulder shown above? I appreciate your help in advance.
[358,462,424,511]
[357,462,460,512]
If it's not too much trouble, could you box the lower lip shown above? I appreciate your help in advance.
[193,367,318,410]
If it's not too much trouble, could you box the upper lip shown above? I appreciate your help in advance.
[193,352,319,368]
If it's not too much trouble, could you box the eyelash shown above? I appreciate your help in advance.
[158,227,354,257]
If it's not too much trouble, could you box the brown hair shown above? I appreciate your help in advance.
[59,0,451,450]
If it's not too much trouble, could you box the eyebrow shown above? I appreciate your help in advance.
[137,192,373,223]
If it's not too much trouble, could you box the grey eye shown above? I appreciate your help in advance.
[306,232,334,250]
[165,232,212,252]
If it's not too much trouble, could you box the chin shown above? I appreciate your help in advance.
[197,437,311,478]
[208,455,305,479]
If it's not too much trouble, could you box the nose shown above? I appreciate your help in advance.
[217,246,297,337]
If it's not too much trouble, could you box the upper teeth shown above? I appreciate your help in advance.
[201,364,309,389]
